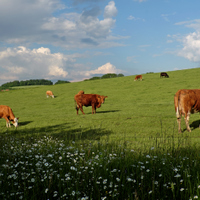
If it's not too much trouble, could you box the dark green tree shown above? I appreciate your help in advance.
[101,73,117,79]
[55,80,70,84]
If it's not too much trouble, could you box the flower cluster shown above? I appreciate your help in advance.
[0,135,200,199]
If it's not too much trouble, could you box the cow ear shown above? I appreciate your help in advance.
[17,117,19,119]
[105,96,108,98]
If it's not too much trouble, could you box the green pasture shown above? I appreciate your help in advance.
[1,68,200,149]
[2,68,200,199]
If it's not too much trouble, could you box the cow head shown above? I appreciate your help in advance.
[12,117,19,127]
[98,95,108,105]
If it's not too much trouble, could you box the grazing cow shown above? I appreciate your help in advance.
[134,75,142,81]
[74,92,108,115]
[46,90,54,98]
[174,89,200,133]
[0,105,19,127]
[160,72,169,78]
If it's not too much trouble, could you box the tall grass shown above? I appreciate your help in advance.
[1,131,200,200]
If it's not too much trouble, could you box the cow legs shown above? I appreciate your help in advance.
[6,121,11,127]
[92,105,96,114]
[4,117,11,127]
[177,113,191,133]
[79,106,85,115]
[184,113,191,132]
[177,118,182,133]
[76,107,79,115]
[76,104,85,115]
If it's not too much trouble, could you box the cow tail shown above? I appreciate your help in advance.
[174,92,181,119]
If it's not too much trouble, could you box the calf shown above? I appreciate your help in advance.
[134,75,142,81]
[174,89,200,132]
[0,105,19,127]
[74,92,107,115]
[46,90,54,98]
[160,72,169,78]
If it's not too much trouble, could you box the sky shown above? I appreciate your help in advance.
[0,0,200,85]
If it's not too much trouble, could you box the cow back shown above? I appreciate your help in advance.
[160,72,169,77]
[134,75,142,80]
[175,89,200,113]
[75,94,98,106]
[0,105,15,119]
[46,90,53,95]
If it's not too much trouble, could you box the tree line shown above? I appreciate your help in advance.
[0,79,53,90]
[0,73,124,90]
[85,73,124,81]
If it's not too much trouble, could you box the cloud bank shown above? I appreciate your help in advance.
[0,1,125,85]
[0,0,120,49]
[0,46,123,84]
[177,20,200,63]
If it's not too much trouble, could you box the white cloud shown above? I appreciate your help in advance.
[0,1,127,84]
[0,46,125,85]
[0,0,122,49]
[176,20,200,63]
[84,62,123,76]
[133,0,147,2]
[178,32,200,62]
[128,15,135,20]
[161,12,176,22]
[175,19,200,31]
[0,0,64,41]
[0,46,69,84]
[49,66,68,77]
[104,1,118,19]
[127,15,145,21]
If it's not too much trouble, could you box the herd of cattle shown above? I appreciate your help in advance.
[134,72,169,81]
[0,72,199,133]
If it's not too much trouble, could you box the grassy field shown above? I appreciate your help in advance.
[1,68,200,199]
[1,68,200,147]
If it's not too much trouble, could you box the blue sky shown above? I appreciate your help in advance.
[0,0,200,85]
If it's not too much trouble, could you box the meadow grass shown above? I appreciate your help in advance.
[1,68,200,199]
[1,133,200,200]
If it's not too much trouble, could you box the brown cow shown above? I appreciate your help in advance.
[46,90,54,98]
[74,92,107,115]
[0,105,19,127]
[160,72,169,78]
[134,75,142,81]
[174,89,200,133]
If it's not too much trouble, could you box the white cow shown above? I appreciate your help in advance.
[0,105,19,127]
[46,90,54,98]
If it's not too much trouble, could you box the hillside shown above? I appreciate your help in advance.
[1,68,200,148]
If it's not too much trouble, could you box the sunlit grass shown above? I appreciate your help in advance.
[2,69,200,199]
[1,133,200,200]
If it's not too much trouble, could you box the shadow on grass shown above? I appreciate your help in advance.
[97,109,120,114]
[18,121,33,126]
[85,109,120,115]
[2,122,112,141]
[181,120,200,132]
[190,119,200,130]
